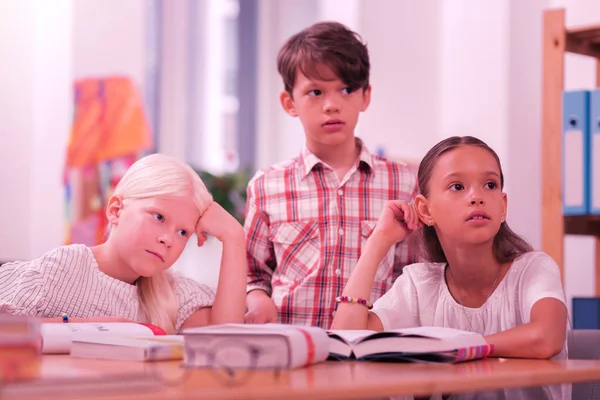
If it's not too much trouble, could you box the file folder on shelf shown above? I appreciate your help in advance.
[562,90,590,215]
[572,297,600,329]
[590,90,600,214]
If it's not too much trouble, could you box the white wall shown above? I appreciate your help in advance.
[0,0,73,261]
[506,0,547,250]
[72,0,146,83]
[360,0,441,162]
[440,1,510,167]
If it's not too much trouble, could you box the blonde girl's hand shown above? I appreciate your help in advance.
[372,200,421,245]
[195,201,244,244]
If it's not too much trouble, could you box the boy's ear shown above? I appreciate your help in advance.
[414,194,432,226]
[280,90,298,117]
[106,196,124,225]
[360,85,372,112]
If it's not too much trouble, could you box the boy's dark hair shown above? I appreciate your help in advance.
[415,136,533,264]
[276,21,370,96]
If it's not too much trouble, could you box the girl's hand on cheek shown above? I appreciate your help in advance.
[373,200,421,245]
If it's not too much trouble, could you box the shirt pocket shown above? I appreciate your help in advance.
[360,220,394,282]
[269,220,320,283]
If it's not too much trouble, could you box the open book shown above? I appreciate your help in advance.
[181,323,330,369]
[41,322,166,354]
[327,326,493,363]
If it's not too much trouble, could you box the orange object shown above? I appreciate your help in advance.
[64,76,153,246]
[66,76,153,167]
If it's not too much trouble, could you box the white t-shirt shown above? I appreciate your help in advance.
[0,244,215,332]
[372,251,570,400]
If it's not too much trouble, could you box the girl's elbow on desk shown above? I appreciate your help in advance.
[531,328,565,359]
[487,326,564,359]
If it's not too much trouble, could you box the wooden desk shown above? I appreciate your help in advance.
[4,356,600,399]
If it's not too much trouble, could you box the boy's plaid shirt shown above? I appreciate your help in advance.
[245,140,418,329]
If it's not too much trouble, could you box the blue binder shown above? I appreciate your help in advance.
[590,90,600,214]
[562,90,590,215]
[573,297,600,329]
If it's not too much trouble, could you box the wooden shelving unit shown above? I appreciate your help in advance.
[542,9,600,292]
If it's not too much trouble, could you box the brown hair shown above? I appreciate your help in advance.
[276,21,370,96]
[415,136,533,264]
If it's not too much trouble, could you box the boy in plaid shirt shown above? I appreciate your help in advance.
[244,21,418,329]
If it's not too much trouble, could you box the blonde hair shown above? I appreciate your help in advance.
[110,153,213,333]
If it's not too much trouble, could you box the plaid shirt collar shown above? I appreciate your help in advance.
[298,138,375,180]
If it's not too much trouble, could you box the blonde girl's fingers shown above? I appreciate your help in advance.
[197,232,208,247]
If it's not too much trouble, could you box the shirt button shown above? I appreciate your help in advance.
[337,189,343,196]
[335,268,341,275]
[339,229,344,236]
[331,311,336,317]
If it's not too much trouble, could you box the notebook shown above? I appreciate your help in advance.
[327,326,493,363]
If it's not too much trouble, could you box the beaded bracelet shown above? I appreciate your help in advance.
[61,313,68,323]
[335,295,373,310]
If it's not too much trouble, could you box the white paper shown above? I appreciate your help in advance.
[564,129,584,207]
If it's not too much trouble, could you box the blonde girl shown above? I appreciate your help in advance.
[0,153,247,333]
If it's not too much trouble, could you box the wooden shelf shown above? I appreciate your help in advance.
[567,24,600,41]
[541,9,600,294]
[566,24,600,58]
[565,215,600,236]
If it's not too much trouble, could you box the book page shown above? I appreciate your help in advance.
[327,329,377,344]
[393,326,481,339]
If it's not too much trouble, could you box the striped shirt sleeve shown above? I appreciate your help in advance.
[172,274,215,331]
[0,256,48,316]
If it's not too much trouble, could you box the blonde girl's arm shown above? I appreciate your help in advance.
[180,202,247,329]
[205,227,247,324]
[177,228,247,331]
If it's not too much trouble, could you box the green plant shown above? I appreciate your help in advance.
[193,168,250,225]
